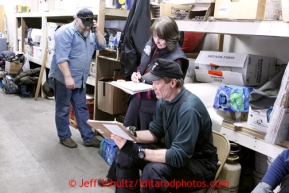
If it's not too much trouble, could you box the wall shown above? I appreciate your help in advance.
[0,0,32,51]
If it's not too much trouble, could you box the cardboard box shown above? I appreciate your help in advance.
[5,61,23,74]
[0,71,5,78]
[113,69,125,81]
[195,0,215,2]
[214,0,266,20]
[98,78,129,115]
[186,3,215,21]
[247,106,273,133]
[227,112,248,121]
[264,0,281,20]
[160,2,191,17]
[194,51,276,86]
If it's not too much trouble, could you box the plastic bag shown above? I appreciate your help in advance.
[99,138,118,166]
[213,84,254,112]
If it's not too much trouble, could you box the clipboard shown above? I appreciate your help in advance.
[87,120,140,142]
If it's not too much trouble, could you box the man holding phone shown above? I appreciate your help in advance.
[48,8,106,148]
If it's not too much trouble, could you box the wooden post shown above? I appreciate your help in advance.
[34,41,48,100]
[93,0,106,120]
[217,34,224,51]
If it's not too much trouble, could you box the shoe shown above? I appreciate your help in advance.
[83,135,103,147]
[98,178,115,187]
[60,138,77,148]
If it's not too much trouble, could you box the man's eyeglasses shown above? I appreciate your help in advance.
[78,16,94,21]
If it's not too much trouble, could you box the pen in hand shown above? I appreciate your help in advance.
[131,72,142,83]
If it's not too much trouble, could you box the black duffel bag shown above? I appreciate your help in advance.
[2,75,19,94]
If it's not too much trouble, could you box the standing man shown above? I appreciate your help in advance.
[111,58,218,193]
[49,8,106,148]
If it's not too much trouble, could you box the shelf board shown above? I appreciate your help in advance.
[98,55,119,62]
[176,20,289,38]
[15,12,42,18]
[27,55,42,65]
[105,8,129,19]
[27,55,51,69]
[15,8,128,19]
[220,122,285,159]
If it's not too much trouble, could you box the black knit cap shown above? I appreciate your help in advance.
[76,8,94,26]
[142,58,183,84]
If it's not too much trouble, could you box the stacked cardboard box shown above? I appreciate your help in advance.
[5,61,23,75]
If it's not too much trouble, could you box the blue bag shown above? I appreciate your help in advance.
[99,138,118,166]
[213,84,255,112]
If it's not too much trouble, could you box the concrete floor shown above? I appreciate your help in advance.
[0,92,115,193]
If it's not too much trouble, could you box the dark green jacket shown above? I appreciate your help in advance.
[14,67,40,85]
[149,88,217,168]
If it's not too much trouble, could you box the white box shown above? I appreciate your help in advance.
[247,106,272,133]
[55,0,64,11]
[90,62,96,78]
[34,46,42,59]
[194,51,276,86]
[282,0,289,22]
[47,49,54,63]
[38,0,49,12]
[48,38,55,50]
[25,45,34,57]
[47,22,61,40]
[76,0,98,10]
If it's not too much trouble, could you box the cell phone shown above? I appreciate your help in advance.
[91,26,95,33]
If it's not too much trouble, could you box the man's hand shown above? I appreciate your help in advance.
[131,72,141,83]
[65,76,75,89]
[111,134,127,149]
[92,20,98,33]
[92,19,106,45]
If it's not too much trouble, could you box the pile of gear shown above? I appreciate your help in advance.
[2,67,41,97]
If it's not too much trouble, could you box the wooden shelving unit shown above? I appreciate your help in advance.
[177,19,289,158]
[15,2,129,119]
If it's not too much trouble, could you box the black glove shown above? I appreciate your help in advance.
[120,140,139,159]
[127,126,137,137]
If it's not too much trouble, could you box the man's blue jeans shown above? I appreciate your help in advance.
[49,77,95,142]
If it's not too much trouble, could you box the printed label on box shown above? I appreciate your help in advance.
[218,5,229,15]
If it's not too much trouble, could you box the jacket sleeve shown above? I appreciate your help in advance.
[262,149,289,189]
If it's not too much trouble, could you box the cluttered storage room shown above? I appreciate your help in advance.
[2,0,289,192]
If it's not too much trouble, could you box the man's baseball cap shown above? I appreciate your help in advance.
[142,58,183,84]
[76,8,94,26]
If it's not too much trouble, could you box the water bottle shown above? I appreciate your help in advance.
[108,34,114,50]
[114,36,118,50]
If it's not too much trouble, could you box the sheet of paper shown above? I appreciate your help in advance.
[103,124,134,141]
[110,81,152,95]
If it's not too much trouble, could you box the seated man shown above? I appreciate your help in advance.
[110,58,218,193]
[252,149,289,193]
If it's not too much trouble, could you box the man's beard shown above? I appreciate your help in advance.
[76,23,90,38]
